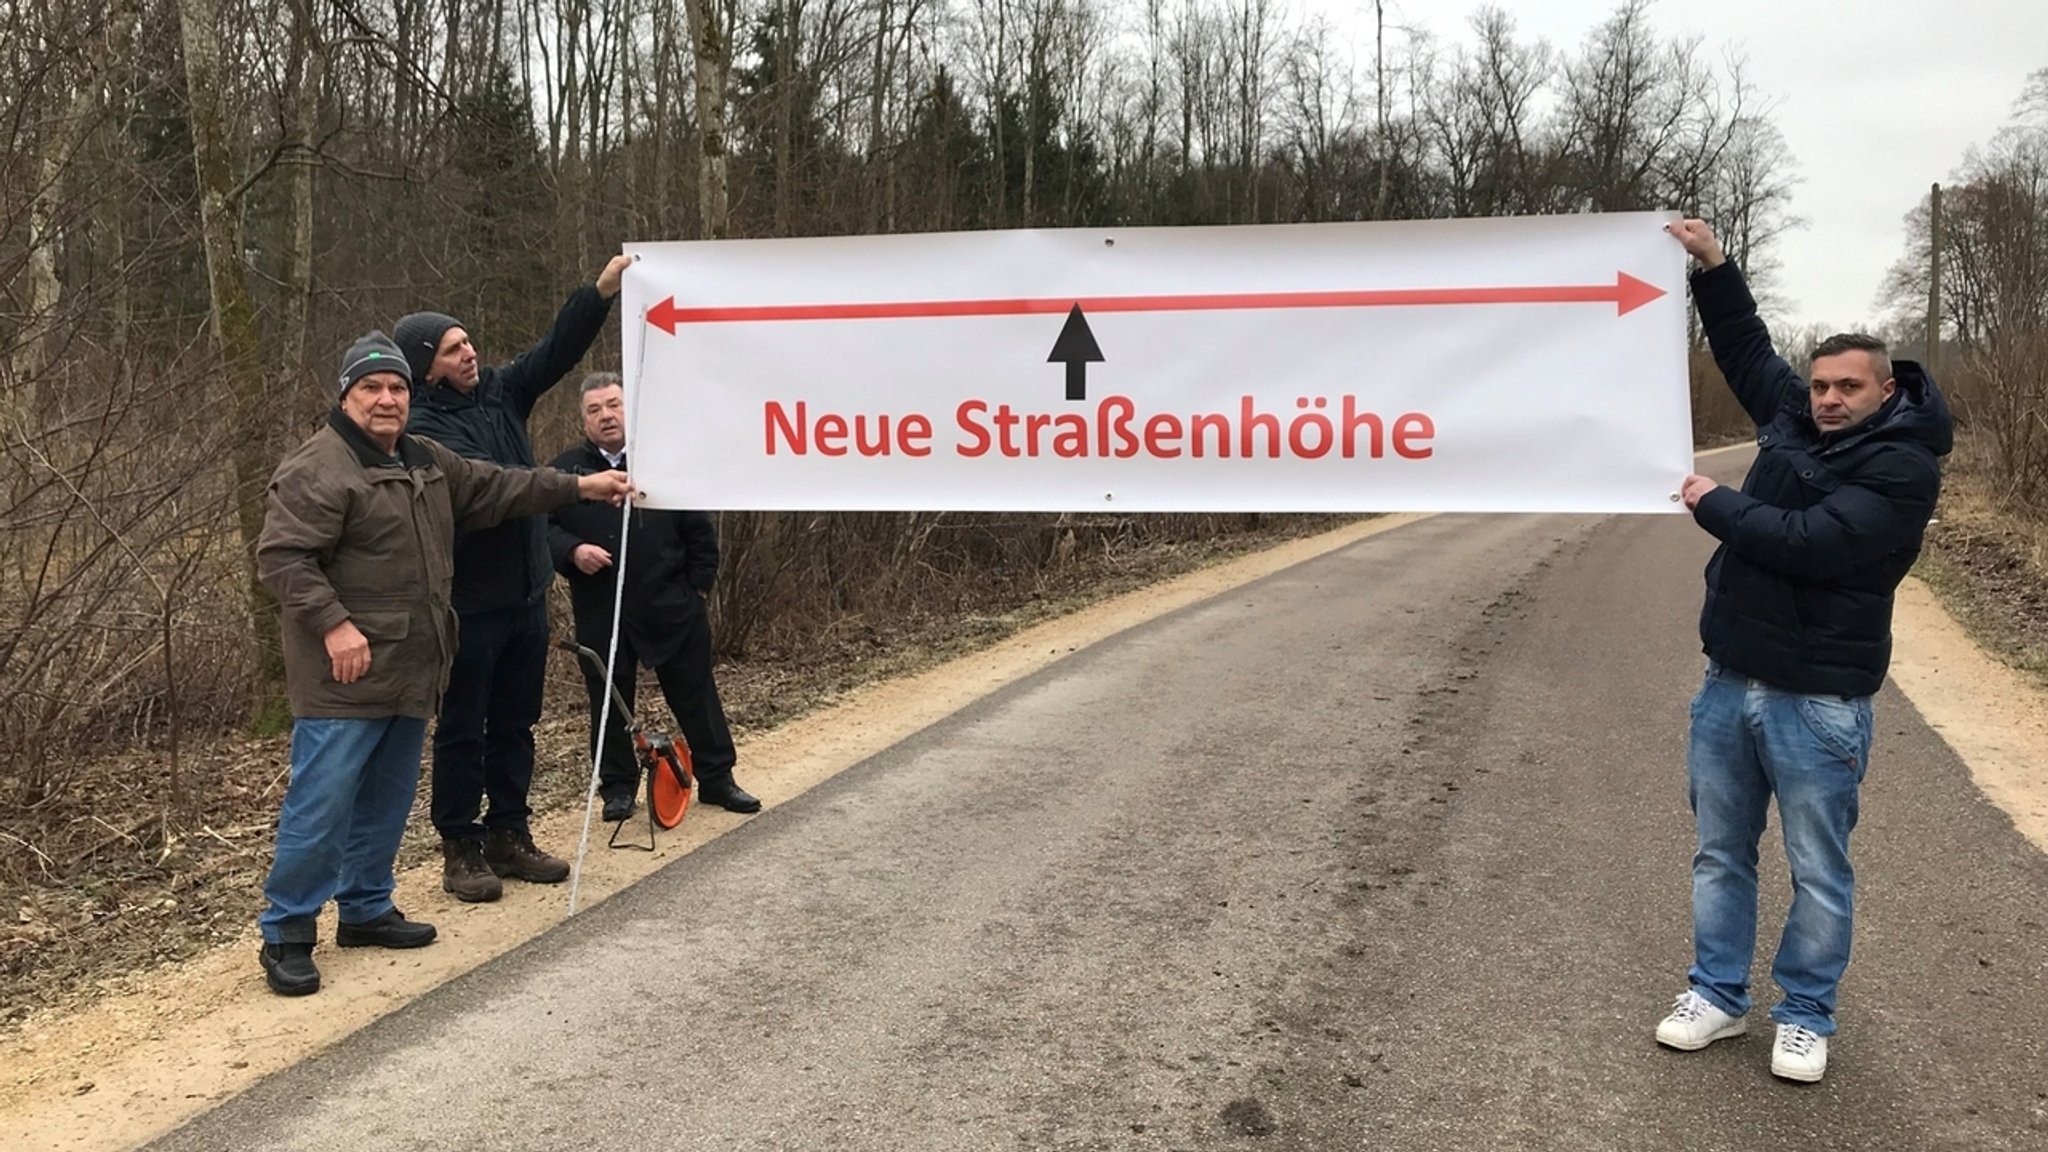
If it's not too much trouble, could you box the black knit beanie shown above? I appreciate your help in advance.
[337,330,412,397]
[393,311,462,388]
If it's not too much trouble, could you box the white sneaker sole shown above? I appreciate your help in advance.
[1770,1056,1825,1083]
[1656,1018,1748,1051]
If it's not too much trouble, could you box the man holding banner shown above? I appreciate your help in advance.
[398,255,633,903]
[1655,220,1952,1083]
[254,333,630,996]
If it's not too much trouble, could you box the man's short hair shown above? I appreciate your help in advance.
[1810,333,1892,381]
[581,371,622,394]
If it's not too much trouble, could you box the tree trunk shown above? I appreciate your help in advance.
[12,130,68,420]
[653,0,675,235]
[865,0,891,232]
[990,1,1008,224]
[1927,182,1945,370]
[442,0,463,98]
[774,0,797,235]
[683,0,732,238]
[106,4,137,369]
[557,0,586,283]
[1022,16,1040,225]
[394,0,418,149]
[282,0,324,381]
[177,0,288,722]
[618,0,638,236]
[1373,0,1389,220]
[12,64,101,423]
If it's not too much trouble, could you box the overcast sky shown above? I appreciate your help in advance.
[1304,0,2044,331]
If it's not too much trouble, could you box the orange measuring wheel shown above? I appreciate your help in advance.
[648,738,695,829]
[554,638,698,851]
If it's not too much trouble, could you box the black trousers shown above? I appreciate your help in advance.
[431,601,548,839]
[579,603,737,801]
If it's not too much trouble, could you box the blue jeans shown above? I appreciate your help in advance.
[260,716,428,944]
[1686,661,1873,1035]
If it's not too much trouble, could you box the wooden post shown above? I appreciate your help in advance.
[1926,182,1944,370]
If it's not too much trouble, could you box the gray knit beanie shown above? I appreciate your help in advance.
[337,330,412,397]
[393,311,462,388]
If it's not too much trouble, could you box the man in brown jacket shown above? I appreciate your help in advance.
[252,331,629,997]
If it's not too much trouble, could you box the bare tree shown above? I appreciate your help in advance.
[280,0,328,377]
[1279,19,1354,222]
[0,0,1813,888]
[178,0,289,717]
[1881,72,2048,505]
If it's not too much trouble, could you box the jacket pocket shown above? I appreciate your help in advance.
[352,610,411,641]
[1784,449,1842,498]
[351,610,411,690]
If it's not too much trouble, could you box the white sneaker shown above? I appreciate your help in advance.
[1770,1023,1829,1083]
[1655,989,1748,1051]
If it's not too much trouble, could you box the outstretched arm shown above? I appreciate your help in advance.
[497,254,634,417]
[427,438,629,529]
[1668,219,1806,427]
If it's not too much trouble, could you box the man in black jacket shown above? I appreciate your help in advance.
[548,372,759,820]
[398,254,633,902]
[1654,220,1952,1084]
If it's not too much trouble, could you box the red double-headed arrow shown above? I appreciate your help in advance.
[645,271,1665,335]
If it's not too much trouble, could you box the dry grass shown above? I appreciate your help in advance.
[1915,432,2048,683]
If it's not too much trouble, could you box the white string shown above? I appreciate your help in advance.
[568,271,648,916]
[565,490,632,916]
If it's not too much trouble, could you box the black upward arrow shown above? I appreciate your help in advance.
[1047,304,1104,402]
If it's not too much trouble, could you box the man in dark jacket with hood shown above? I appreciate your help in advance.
[399,253,632,903]
[1654,219,1952,1084]
[548,373,759,821]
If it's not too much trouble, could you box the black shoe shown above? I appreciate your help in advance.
[698,777,762,813]
[602,793,636,822]
[336,909,438,950]
[259,942,320,996]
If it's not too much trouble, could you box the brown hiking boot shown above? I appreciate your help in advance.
[484,829,571,884]
[441,837,503,903]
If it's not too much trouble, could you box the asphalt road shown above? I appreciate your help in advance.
[147,451,2048,1151]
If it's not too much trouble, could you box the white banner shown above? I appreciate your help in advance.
[620,213,1691,513]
